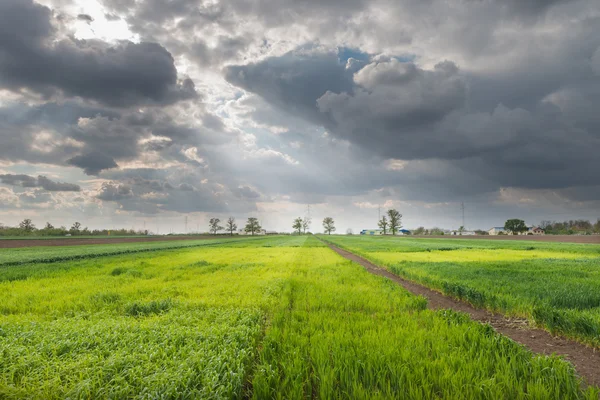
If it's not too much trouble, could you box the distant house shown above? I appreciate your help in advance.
[525,226,545,235]
[488,227,507,235]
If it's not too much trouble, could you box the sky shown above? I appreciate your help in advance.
[0,0,599,234]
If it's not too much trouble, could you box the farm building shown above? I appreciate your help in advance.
[523,226,545,235]
[488,227,507,235]
[399,229,411,235]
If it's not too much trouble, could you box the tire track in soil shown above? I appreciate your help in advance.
[324,241,600,387]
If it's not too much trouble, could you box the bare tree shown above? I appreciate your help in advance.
[245,217,261,235]
[292,217,303,234]
[19,219,35,232]
[378,215,388,235]
[302,216,311,234]
[322,217,336,235]
[44,222,54,230]
[226,217,237,236]
[387,209,402,235]
[71,222,81,233]
[209,218,223,235]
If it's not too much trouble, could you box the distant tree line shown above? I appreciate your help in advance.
[412,227,446,236]
[540,219,600,235]
[0,219,147,237]
[207,217,263,236]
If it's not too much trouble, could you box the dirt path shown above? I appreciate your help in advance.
[325,242,600,387]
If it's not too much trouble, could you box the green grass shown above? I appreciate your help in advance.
[0,236,597,398]
[321,235,600,347]
[0,236,263,266]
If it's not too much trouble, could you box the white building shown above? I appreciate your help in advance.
[488,227,507,235]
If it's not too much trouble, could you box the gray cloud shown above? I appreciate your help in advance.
[225,44,600,196]
[1,0,599,231]
[0,0,197,107]
[232,185,261,199]
[77,13,94,22]
[68,152,119,175]
[225,49,355,125]
[96,182,134,201]
[0,174,81,191]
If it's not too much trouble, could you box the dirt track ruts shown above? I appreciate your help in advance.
[325,242,600,387]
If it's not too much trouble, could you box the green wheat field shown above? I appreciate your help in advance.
[1,235,599,399]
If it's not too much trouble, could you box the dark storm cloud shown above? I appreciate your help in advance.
[68,152,119,175]
[225,49,356,124]
[0,174,81,191]
[225,43,600,195]
[0,0,197,107]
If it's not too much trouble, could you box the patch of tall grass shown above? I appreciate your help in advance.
[323,235,600,347]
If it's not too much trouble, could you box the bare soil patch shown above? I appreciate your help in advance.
[0,235,228,248]
[325,242,600,387]
[415,235,600,244]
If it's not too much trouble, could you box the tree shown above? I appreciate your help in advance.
[245,217,261,236]
[504,219,527,235]
[413,226,425,235]
[71,222,81,233]
[595,219,600,234]
[378,216,388,235]
[226,217,237,236]
[458,226,466,234]
[302,216,311,234]
[387,209,402,235]
[44,222,54,230]
[346,228,353,235]
[209,218,223,235]
[292,217,303,235]
[322,217,336,235]
[19,219,35,232]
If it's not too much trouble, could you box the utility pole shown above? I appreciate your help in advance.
[461,202,465,229]
[185,216,188,234]
[378,205,381,221]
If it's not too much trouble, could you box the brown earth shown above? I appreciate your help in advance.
[325,242,600,387]
[415,234,600,244]
[0,235,231,248]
